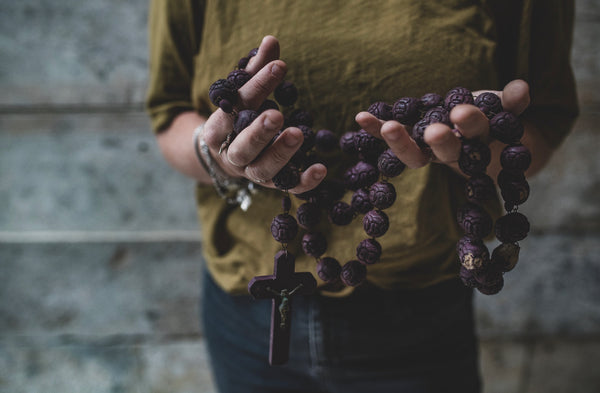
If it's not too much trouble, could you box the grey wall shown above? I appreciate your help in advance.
[1,1,599,392]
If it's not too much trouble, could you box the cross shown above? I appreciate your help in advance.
[248,250,317,365]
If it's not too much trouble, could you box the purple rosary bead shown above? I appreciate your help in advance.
[317,257,342,283]
[418,93,443,111]
[302,232,328,258]
[351,188,374,214]
[457,203,493,239]
[258,99,279,113]
[500,177,530,210]
[297,125,316,153]
[392,97,420,125]
[287,108,314,127]
[377,149,406,178]
[343,161,379,191]
[209,79,238,113]
[458,139,492,176]
[340,260,367,287]
[500,144,532,173]
[477,276,504,295]
[314,129,338,153]
[474,92,503,119]
[459,265,480,288]
[422,106,451,126]
[296,202,321,229]
[491,243,520,273]
[411,118,430,149]
[368,101,393,121]
[495,212,530,243]
[274,81,298,107]
[353,129,380,155]
[328,201,355,226]
[339,131,358,155]
[234,109,259,135]
[490,111,524,144]
[465,174,497,203]
[271,213,298,244]
[369,181,397,210]
[272,164,300,191]
[356,238,382,265]
[444,87,474,111]
[227,69,251,90]
[363,210,390,238]
[457,236,490,270]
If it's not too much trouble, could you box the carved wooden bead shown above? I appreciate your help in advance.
[227,69,251,89]
[237,56,250,70]
[495,212,530,243]
[233,109,259,135]
[286,108,314,127]
[418,93,443,111]
[302,232,328,258]
[343,161,379,191]
[477,276,504,295]
[474,92,503,118]
[363,210,390,238]
[356,238,382,265]
[368,101,393,121]
[500,177,530,210]
[491,243,520,273]
[444,87,474,110]
[316,257,342,283]
[457,237,490,270]
[422,106,451,126]
[501,144,532,173]
[353,129,380,154]
[297,125,316,153]
[465,174,497,203]
[457,203,493,239]
[328,201,354,226]
[340,260,367,287]
[490,111,524,144]
[458,139,492,176]
[459,265,480,288]
[270,213,298,243]
[315,179,346,207]
[272,164,300,191]
[274,81,298,107]
[392,97,419,125]
[377,149,406,178]
[497,169,525,189]
[339,131,358,155]
[258,99,279,113]
[209,79,238,113]
[369,181,397,210]
[411,118,430,149]
[351,188,374,214]
[315,129,338,153]
[296,202,321,229]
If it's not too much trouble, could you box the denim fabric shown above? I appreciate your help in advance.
[201,268,481,393]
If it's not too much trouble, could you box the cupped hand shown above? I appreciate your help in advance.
[201,35,326,194]
[355,80,531,174]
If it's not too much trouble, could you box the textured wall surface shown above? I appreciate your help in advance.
[1,1,599,392]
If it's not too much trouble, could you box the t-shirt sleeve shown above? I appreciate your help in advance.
[145,0,208,133]
[521,0,579,148]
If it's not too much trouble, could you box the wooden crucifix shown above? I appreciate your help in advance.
[248,250,317,365]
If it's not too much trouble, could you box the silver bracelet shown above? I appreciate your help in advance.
[193,124,257,211]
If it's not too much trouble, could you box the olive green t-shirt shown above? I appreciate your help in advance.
[146,0,578,295]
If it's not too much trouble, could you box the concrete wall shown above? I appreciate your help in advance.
[1,1,599,392]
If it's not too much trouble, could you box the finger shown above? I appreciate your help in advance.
[245,35,281,75]
[424,123,461,163]
[238,60,287,110]
[202,109,235,152]
[380,120,430,168]
[243,126,305,182]
[501,79,530,115]
[355,111,384,138]
[225,109,285,167]
[450,104,490,139]
[288,163,327,194]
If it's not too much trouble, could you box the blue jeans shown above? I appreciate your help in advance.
[201,268,481,393]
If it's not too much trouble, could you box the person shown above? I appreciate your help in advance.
[145,1,578,392]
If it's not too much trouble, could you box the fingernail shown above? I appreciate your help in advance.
[271,63,284,78]
[312,169,325,181]
[283,131,301,147]
[264,116,278,131]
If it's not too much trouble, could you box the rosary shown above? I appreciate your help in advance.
[208,47,530,365]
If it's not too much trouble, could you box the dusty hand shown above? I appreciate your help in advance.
[355,80,531,172]
[201,35,326,193]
